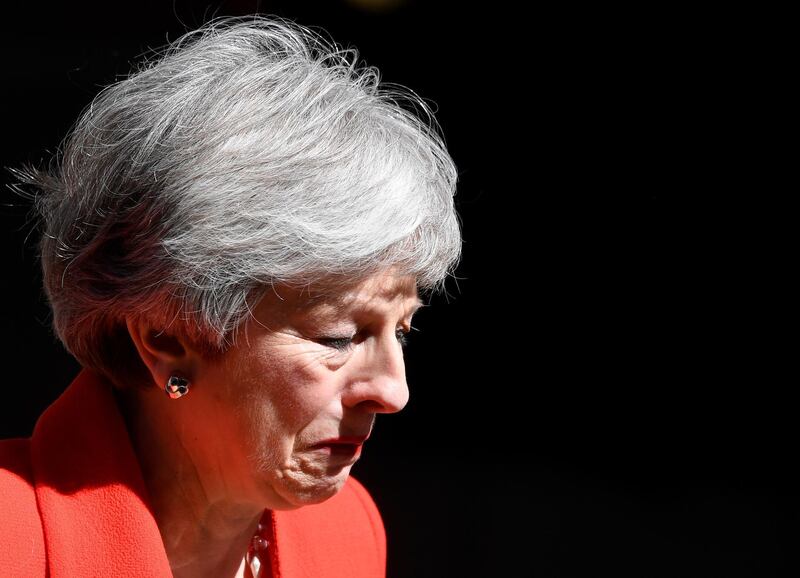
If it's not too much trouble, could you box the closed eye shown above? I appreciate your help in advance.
[319,327,414,351]
[318,336,354,351]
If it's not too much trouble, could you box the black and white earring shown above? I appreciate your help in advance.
[165,375,190,399]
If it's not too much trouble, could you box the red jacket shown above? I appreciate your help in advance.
[0,370,386,577]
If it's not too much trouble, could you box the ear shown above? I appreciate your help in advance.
[125,318,198,391]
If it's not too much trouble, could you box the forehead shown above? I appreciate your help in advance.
[257,273,422,322]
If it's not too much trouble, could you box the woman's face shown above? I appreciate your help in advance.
[187,271,421,509]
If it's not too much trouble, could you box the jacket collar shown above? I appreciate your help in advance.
[30,369,173,577]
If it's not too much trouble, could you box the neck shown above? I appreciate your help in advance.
[113,386,264,578]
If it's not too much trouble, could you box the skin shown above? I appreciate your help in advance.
[116,270,422,578]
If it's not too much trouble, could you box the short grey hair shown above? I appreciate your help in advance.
[15,16,461,386]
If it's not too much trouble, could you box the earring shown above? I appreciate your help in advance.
[165,375,190,399]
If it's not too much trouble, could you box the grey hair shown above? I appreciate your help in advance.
[14,16,461,385]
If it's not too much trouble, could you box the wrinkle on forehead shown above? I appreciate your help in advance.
[255,272,421,324]
[308,275,420,312]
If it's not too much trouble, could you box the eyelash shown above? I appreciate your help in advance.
[321,328,411,351]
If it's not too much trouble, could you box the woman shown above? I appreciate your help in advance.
[0,16,461,578]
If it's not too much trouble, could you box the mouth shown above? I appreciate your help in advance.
[316,435,370,445]
[309,435,369,460]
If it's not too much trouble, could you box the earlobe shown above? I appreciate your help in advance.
[125,318,194,391]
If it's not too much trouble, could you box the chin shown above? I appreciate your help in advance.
[272,465,352,508]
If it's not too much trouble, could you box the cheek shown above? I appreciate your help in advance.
[274,366,342,432]
[232,350,342,441]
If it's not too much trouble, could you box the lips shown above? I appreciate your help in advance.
[315,435,370,446]
[310,435,369,459]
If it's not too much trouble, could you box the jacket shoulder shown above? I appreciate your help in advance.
[0,438,47,575]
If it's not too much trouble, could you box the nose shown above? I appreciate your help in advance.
[343,329,410,414]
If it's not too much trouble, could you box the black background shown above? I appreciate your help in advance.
[0,2,793,577]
